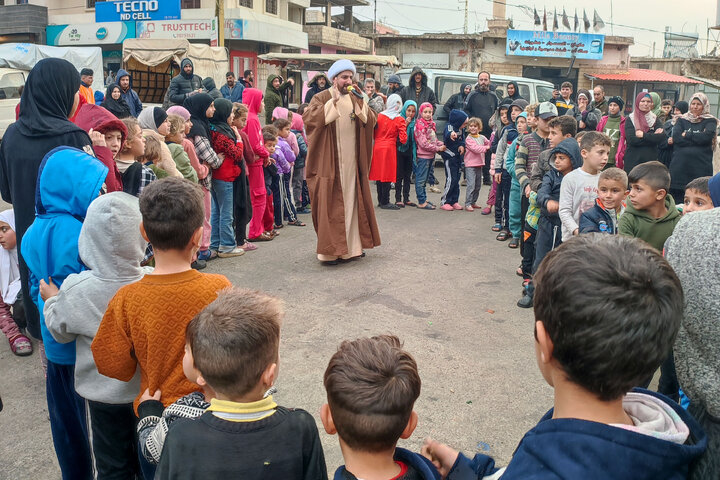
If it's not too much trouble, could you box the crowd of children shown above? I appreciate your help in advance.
[1,58,719,479]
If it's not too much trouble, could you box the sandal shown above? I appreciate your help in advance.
[9,334,32,356]
[404,201,417,207]
[516,267,524,277]
[496,230,512,241]
[508,238,520,249]
[395,202,405,208]
[240,242,258,251]
[274,224,284,229]
[491,223,502,232]
[287,220,306,227]
[417,202,436,210]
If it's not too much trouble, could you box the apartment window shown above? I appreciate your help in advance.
[86,0,96,8]
[17,0,28,4]
[239,0,253,7]
[182,0,201,8]
[265,0,277,14]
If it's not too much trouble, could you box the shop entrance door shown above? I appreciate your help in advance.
[522,66,579,93]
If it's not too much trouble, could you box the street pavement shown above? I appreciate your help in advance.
[0,183,554,478]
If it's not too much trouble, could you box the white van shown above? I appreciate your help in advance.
[0,68,27,139]
[394,68,555,135]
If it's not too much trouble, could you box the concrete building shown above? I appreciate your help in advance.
[304,0,372,54]
[0,2,48,45]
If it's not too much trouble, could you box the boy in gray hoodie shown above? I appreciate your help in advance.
[43,192,151,479]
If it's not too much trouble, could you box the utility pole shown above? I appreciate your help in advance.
[464,0,469,34]
[373,0,377,33]
[216,0,225,46]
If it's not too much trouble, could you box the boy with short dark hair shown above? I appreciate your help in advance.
[92,177,232,415]
[529,115,577,192]
[558,131,610,241]
[619,161,681,251]
[682,176,713,215]
[155,287,328,480]
[580,167,629,233]
[322,335,439,480]
[423,234,707,479]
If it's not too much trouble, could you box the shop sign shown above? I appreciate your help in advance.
[136,19,217,40]
[46,22,136,46]
[95,0,180,22]
[506,29,604,60]
[402,53,449,69]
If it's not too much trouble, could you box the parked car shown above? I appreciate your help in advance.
[0,68,27,139]
[395,68,555,136]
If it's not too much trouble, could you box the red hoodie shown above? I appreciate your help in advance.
[73,104,125,193]
[241,88,270,194]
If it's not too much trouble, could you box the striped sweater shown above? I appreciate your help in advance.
[515,132,549,192]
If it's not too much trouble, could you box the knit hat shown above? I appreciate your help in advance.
[510,98,529,112]
[152,107,168,129]
[608,96,624,110]
[327,59,356,80]
[80,68,93,77]
[166,105,191,121]
[535,101,558,120]
[709,172,720,207]
[387,74,402,84]
[674,100,689,115]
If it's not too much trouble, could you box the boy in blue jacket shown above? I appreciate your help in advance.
[22,145,108,480]
[322,335,440,480]
[440,109,468,210]
[422,234,707,480]
[580,167,628,234]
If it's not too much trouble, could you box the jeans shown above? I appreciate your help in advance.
[46,361,93,480]
[658,351,680,403]
[464,166,483,206]
[414,157,431,204]
[87,400,139,479]
[442,156,462,206]
[494,170,511,229]
[292,166,305,208]
[427,157,437,186]
[521,223,537,279]
[533,217,561,274]
[396,150,413,203]
[210,178,236,252]
[508,179,522,238]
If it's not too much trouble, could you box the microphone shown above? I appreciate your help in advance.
[346,85,364,99]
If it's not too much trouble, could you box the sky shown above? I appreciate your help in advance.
[347,0,720,57]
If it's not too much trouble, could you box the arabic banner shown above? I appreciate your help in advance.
[506,29,604,60]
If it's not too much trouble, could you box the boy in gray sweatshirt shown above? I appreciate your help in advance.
[43,192,151,479]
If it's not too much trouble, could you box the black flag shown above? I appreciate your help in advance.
[553,8,559,31]
[534,7,541,26]
[583,9,591,32]
[543,8,547,31]
[593,9,605,31]
[574,9,579,31]
[562,8,571,30]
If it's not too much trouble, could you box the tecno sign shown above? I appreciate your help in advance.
[95,0,180,23]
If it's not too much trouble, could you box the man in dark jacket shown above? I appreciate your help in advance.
[220,71,243,102]
[400,67,437,106]
[464,71,499,183]
[167,58,203,107]
[383,74,403,96]
[202,77,222,100]
[265,74,294,124]
[116,68,143,117]
[304,73,329,103]
[443,83,471,115]
[239,69,253,88]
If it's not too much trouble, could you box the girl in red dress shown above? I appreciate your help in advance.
[369,94,408,209]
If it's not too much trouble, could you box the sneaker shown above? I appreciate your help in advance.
[465,206,474,212]
[429,186,442,193]
[517,294,533,309]
[379,203,401,210]
[452,203,462,210]
[471,204,482,209]
[481,206,492,215]
[191,259,207,270]
[218,247,246,258]
[441,204,454,211]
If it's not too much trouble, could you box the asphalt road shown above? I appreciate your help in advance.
[0,182,554,478]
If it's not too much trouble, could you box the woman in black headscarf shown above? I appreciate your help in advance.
[0,56,96,479]
[658,100,688,168]
[101,83,132,119]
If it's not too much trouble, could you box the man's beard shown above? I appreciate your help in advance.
[479,84,489,92]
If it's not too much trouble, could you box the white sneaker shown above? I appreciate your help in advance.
[218,247,246,258]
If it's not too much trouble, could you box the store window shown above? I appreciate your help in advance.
[265,0,277,14]
[182,0,201,8]
[239,0,253,7]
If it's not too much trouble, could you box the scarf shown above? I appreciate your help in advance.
[16,58,86,137]
[209,98,236,141]
[681,93,716,123]
[137,107,167,133]
[650,92,663,117]
[184,93,214,139]
[380,94,403,120]
[399,100,417,157]
[0,210,20,305]
[631,92,656,133]
[290,112,307,144]
[415,102,436,135]
[102,84,131,119]
[272,106,289,122]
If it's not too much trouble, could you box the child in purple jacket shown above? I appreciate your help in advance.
[273,118,304,226]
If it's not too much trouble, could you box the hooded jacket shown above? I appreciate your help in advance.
[265,74,293,124]
[446,389,706,480]
[168,59,203,107]
[618,194,681,251]
[242,88,270,169]
[304,73,330,104]
[537,137,582,220]
[115,68,143,117]
[502,81,524,102]
[443,109,468,157]
[21,146,108,364]
[333,448,441,480]
[74,103,125,193]
[44,192,148,403]
[400,67,437,107]
[443,83,471,115]
[220,79,243,103]
[102,83,132,119]
[580,198,625,234]
[202,77,222,100]
[0,59,95,339]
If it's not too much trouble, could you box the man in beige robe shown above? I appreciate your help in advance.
[303,59,380,264]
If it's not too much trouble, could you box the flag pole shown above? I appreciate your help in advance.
[610,0,614,35]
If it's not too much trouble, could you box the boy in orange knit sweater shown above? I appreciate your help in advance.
[92,177,231,415]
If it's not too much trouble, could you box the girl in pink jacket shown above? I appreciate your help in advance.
[463,117,490,210]
[414,102,445,209]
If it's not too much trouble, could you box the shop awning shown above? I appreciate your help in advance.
[584,68,701,84]
[258,53,399,70]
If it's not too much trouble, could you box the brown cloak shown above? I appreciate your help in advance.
[303,88,380,257]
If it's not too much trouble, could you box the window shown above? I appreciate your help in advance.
[0,72,26,100]
[265,0,277,14]
[182,0,201,8]
[239,0,253,7]
[86,0,96,8]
